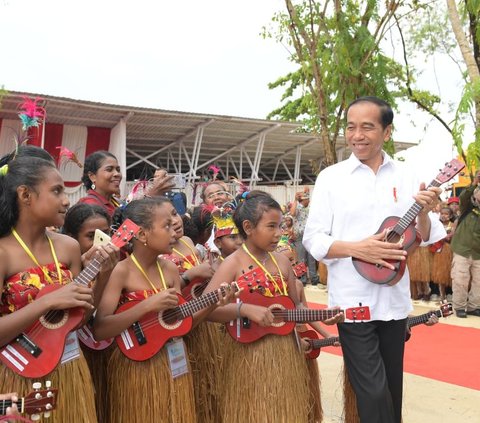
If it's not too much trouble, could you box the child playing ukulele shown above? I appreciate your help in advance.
[200,191,342,423]
[0,155,97,422]
[93,197,197,423]
[63,203,120,423]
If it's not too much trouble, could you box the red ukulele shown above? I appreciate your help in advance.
[352,159,464,286]
[292,262,307,278]
[298,330,339,360]
[0,381,58,420]
[405,302,453,342]
[225,290,370,344]
[299,302,454,358]
[115,267,267,361]
[0,220,140,378]
[181,277,209,301]
[77,317,114,351]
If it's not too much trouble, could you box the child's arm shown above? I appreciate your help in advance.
[93,263,179,341]
[192,256,272,326]
[0,246,94,347]
[81,243,120,307]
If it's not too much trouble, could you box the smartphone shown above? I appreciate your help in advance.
[170,173,186,189]
[93,229,111,246]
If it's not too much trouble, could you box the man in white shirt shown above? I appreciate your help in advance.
[303,97,445,423]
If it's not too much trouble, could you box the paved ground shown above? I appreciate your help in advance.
[305,285,480,423]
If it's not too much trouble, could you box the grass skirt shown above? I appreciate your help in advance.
[0,351,97,422]
[342,364,360,423]
[431,243,452,286]
[220,333,310,423]
[407,246,431,283]
[184,322,223,423]
[107,343,196,423]
[80,342,114,423]
[317,262,328,285]
[306,356,322,423]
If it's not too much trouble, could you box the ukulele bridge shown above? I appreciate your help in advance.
[16,333,42,357]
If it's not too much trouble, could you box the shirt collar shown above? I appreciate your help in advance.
[346,151,394,174]
[87,189,111,206]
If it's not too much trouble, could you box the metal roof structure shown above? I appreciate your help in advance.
[0,91,416,185]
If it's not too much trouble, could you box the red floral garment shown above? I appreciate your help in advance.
[0,263,72,315]
[161,254,197,274]
[119,289,156,304]
[239,267,288,297]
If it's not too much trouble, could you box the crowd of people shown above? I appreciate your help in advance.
[0,96,477,423]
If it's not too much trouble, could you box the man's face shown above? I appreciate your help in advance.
[345,102,392,167]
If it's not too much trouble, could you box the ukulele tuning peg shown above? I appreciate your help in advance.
[45,380,52,388]
[32,382,42,390]
[44,411,52,419]
[31,414,41,421]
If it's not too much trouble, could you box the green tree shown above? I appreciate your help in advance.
[263,0,408,169]
[398,0,480,177]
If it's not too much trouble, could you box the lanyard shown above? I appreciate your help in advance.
[242,243,288,296]
[131,254,167,294]
[172,238,200,268]
[110,197,120,208]
[11,228,62,285]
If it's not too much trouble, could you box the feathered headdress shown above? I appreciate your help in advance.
[208,165,221,181]
[208,202,238,239]
[56,146,83,168]
[275,234,293,253]
[18,96,46,131]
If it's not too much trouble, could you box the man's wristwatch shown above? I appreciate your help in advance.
[181,273,190,284]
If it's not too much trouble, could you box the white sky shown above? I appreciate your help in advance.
[0,0,471,183]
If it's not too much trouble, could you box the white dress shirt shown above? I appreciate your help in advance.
[303,153,446,321]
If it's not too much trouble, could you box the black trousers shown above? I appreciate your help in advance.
[338,319,407,423]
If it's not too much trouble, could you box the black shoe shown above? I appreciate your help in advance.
[456,309,467,318]
[466,309,480,317]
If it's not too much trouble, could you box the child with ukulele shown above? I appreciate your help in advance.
[199,191,342,423]
[275,237,339,423]
[93,197,198,423]
[0,155,97,422]
[164,205,224,423]
[63,203,120,423]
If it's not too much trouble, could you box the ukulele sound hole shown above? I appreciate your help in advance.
[159,311,182,330]
[269,305,286,328]
[39,310,69,329]
[385,229,404,244]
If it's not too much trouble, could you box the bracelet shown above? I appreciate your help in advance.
[237,301,244,319]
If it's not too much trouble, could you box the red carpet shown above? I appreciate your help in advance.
[307,301,480,390]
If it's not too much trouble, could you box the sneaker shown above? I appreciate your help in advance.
[466,309,480,317]
[456,309,467,318]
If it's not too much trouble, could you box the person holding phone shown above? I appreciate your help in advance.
[78,152,176,216]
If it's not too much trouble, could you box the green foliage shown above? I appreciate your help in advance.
[452,79,480,165]
[0,86,6,108]
[263,1,417,164]
[406,2,457,56]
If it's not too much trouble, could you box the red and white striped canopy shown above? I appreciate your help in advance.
[0,119,111,186]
